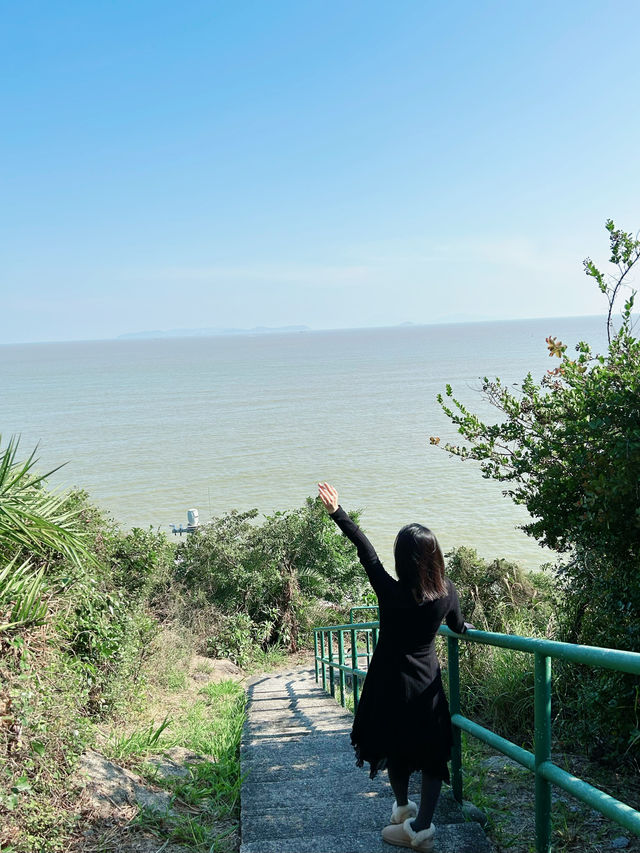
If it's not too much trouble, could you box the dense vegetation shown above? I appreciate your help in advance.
[172,501,365,664]
[434,220,640,756]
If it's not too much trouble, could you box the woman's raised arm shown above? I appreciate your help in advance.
[317,482,395,598]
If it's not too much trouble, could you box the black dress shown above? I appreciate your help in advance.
[330,506,466,782]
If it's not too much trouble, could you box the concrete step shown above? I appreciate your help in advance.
[240,795,470,842]
[241,725,353,744]
[243,771,464,831]
[240,821,491,853]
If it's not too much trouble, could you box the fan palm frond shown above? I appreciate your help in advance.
[0,435,88,567]
[0,556,48,633]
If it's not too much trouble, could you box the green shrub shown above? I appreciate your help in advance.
[205,610,259,668]
[554,658,640,758]
[110,526,175,598]
[446,546,556,635]
[175,498,365,654]
[549,549,640,758]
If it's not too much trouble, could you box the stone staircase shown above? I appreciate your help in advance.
[240,666,492,853]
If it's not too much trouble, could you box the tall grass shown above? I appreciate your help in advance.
[108,716,173,760]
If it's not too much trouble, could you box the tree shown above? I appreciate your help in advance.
[175,498,365,655]
[432,221,640,752]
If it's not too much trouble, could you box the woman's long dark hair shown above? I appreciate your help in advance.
[394,523,447,603]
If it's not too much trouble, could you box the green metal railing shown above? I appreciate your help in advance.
[313,613,640,853]
[313,607,379,711]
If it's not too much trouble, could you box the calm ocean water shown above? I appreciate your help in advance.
[1,317,607,570]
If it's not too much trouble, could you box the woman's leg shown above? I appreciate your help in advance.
[386,759,411,807]
[412,773,441,831]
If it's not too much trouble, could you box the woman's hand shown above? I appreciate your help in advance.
[318,482,339,514]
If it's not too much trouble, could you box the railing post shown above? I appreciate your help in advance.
[365,630,371,668]
[535,653,552,853]
[314,630,319,683]
[351,626,359,712]
[321,630,327,691]
[447,634,463,804]
[328,630,335,697]
[338,630,346,707]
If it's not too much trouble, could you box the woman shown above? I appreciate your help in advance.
[317,482,470,853]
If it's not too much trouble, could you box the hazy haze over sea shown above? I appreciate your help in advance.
[1,316,607,569]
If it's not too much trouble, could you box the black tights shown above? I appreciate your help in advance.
[387,761,441,832]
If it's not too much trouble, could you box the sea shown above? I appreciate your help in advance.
[0,316,608,571]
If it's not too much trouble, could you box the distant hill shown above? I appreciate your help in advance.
[117,325,310,340]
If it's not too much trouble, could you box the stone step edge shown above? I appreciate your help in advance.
[239,820,491,853]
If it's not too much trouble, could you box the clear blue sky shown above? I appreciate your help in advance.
[2,1,639,343]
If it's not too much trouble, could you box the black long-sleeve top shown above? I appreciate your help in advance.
[330,505,466,645]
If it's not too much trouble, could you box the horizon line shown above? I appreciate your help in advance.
[1,312,609,347]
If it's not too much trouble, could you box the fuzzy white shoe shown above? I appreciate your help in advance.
[381,818,436,851]
[390,799,418,824]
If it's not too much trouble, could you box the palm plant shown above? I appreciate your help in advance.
[0,435,88,634]
[0,558,48,633]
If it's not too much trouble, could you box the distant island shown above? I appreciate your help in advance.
[117,325,310,340]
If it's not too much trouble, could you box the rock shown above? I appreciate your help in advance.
[462,800,488,826]
[75,750,174,818]
[134,785,174,814]
[146,746,211,780]
[145,755,190,781]
[190,655,244,683]
[480,754,523,773]
[611,837,630,849]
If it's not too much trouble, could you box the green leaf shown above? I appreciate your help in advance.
[30,740,46,757]
[11,774,31,794]
[1,792,19,810]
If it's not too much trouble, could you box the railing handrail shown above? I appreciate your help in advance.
[439,625,640,674]
[319,620,380,631]
[313,612,640,852]
[349,605,379,623]
[315,621,640,675]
